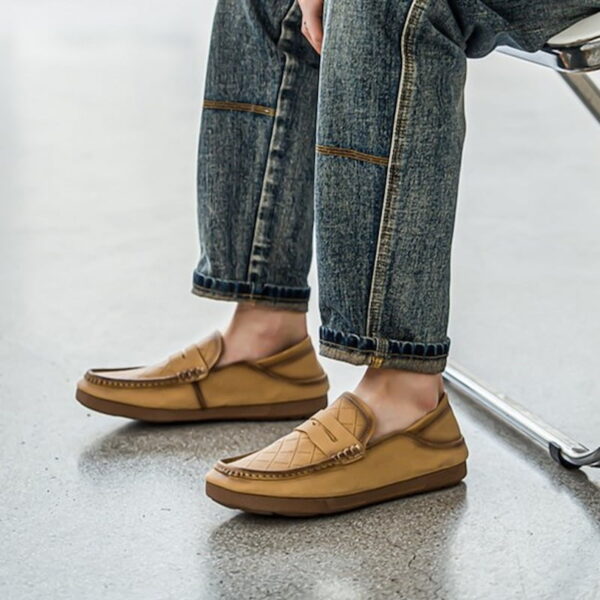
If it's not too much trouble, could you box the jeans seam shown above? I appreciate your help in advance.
[246,0,300,288]
[203,99,276,117]
[316,144,389,166]
[365,0,431,348]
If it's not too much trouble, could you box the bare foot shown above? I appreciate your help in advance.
[217,302,308,366]
[353,367,444,442]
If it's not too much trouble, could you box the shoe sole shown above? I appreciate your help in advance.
[206,462,467,517]
[76,389,328,422]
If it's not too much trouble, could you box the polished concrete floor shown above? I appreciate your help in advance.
[2,1,600,599]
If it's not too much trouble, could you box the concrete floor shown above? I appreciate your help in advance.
[2,1,600,599]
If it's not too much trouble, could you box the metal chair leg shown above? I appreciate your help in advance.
[443,363,600,469]
[558,71,600,123]
[475,34,600,470]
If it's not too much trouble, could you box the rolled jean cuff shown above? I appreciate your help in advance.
[318,326,450,374]
[192,271,310,312]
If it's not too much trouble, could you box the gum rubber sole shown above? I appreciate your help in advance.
[75,389,328,422]
[206,462,467,517]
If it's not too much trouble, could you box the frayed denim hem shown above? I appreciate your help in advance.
[192,271,310,313]
[319,326,449,374]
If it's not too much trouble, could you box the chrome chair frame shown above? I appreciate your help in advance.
[443,32,600,469]
[499,40,600,123]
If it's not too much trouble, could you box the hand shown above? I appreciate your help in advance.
[299,0,324,55]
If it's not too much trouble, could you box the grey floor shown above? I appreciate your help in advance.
[2,1,600,599]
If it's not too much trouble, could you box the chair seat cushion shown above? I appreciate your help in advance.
[548,12,600,47]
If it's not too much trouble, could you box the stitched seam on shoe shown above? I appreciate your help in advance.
[84,367,207,388]
[215,464,466,497]
[340,395,375,441]
[219,416,464,479]
[192,381,206,409]
[408,404,451,433]
[247,364,328,385]
[216,445,364,479]
[257,344,314,368]
[402,434,465,449]
[404,404,465,448]
[203,99,275,117]
[85,373,180,388]
[316,144,389,167]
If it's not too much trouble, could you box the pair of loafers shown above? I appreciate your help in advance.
[76,332,468,517]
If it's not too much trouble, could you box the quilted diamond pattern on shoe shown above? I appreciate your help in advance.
[205,393,468,515]
[217,393,376,475]
[330,395,370,439]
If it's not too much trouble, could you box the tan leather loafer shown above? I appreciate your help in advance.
[205,391,467,516]
[76,332,329,422]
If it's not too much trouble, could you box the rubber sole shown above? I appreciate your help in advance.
[206,462,467,517]
[75,389,328,422]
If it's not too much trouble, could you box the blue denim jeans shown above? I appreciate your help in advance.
[193,0,599,373]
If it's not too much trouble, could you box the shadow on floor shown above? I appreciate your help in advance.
[453,393,600,528]
[77,418,299,477]
[204,484,468,599]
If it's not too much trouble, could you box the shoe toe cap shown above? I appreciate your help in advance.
[204,467,245,494]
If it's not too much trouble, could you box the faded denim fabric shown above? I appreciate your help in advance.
[193,0,600,373]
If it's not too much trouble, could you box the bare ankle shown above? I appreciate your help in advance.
[357,368,443,409]
[230,302,307,340]
[218,302,308,365]
[353,368,444,440]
